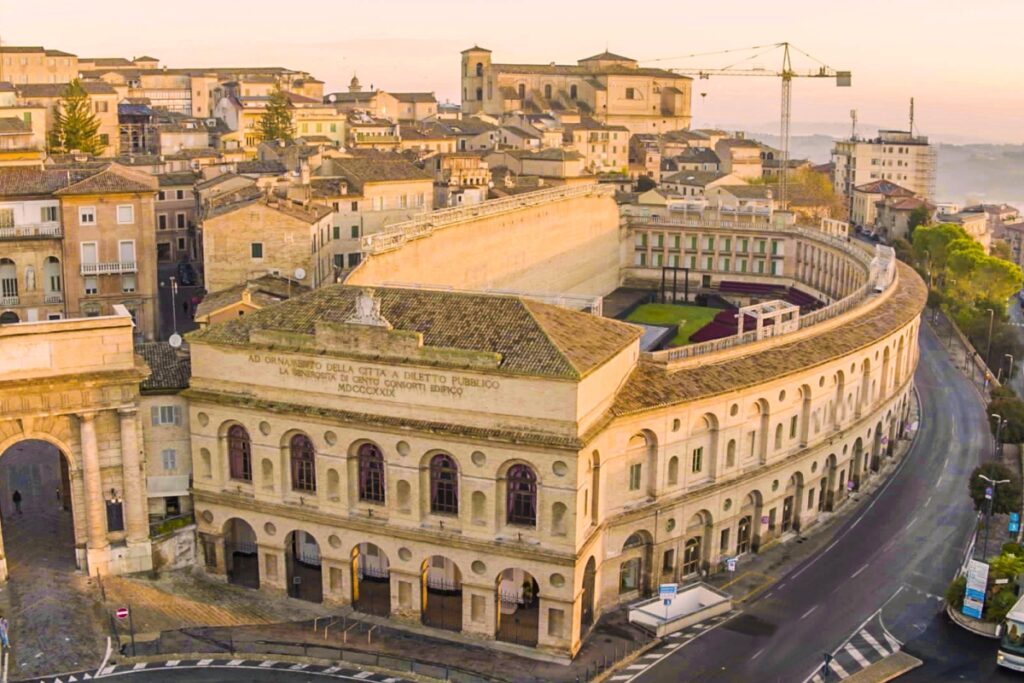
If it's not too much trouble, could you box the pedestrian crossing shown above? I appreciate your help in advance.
[809,614,902,682]
[34,658,412,682]
[607,611,737,681]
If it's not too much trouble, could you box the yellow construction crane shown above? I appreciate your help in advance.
[648,42,851,208]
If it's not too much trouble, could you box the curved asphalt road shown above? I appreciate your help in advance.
[633,322,993,682]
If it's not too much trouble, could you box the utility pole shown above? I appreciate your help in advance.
[979,473,1011,560]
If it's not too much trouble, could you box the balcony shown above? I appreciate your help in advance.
[43,292,63,304]
[81,261,137,275]
[0,224,62,240]
[0,296,18,306]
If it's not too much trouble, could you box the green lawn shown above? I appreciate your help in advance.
[626,303,720,346]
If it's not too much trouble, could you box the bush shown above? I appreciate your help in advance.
[946,575,967,609]
[988,397,1024,443]
[993,386,1018,401]
[1003,542,1023,556]
[969,462,1023,515]
[986,587,1020,623]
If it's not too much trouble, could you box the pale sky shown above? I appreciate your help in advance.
[4,0,1023,143]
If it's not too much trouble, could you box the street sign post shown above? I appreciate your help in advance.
[115,606,136,656]
[1010,512,1021,534]
[659,583,677,621]
[115,607,129,620]
[986,486,994,501]
[726,557,738,572]
[963,560,990,620]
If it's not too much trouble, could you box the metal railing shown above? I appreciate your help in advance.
[0,295,18,306]
[0,224,62,239]
[81,261,137,275]
[362,182,614,254]
[43,292,63,304]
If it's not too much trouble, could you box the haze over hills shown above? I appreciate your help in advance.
[719,129,1024,210]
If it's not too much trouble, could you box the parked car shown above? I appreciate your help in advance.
[176,261,196,286]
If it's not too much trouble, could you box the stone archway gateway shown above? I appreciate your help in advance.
[0,308,153,579]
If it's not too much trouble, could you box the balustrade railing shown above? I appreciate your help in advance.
[0,224,62,240]
[81,261,137,275]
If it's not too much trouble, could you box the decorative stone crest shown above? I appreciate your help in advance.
[345,288,391,328]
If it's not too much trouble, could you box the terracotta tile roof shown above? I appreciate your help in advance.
[137,342,191,393]
[190,285,641,380]
[195,275,310,319]
[157,171,198,187]
[716,184,773,199]
[54,164,158,195]
[610,262,926,415]
[315,157,432,191]
[0,166,98,197]
[663,170,726,186]
[392,92,437,104]
[17,82,116,97]
[580,51,636,62]
[854,179,914,196]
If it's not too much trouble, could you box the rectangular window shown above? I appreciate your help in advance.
[158,191,166,201]
[738,238,748,253]
[687,235,697,250]
[634,253,647,267]
[118,240,135,263]
[628,463,642,491]
[350,201,358,211]
[692,447,703,473]
[719,257,731,272]
[790,415,798,439]
[79,207,96,226]
[176,189,185,200]
[161,449,177,471]
[251,242,263,259]
[333,254,344,268]
[704,256,713,270]
[662,549,675,573]
[350,225,359,239]
[333,226,340,240]
[84,276,98,295]
[721,237,732,251]
[176,237,186,250]
[347,253,361,267]
[176,212,186,229]
[157,214,167,230]
[121,273,136,293]
[40,206,58,223]
[720,528,730,553]
[625,87,636,100]
[151,405,182,426]
[106,500,124,532]
[116,205,134,224]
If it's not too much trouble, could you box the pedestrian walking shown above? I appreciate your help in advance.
[11,490,21,515]
[182,300,189,315]
[1,615,10,648]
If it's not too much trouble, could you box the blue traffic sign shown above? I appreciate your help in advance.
[986,486,994,500]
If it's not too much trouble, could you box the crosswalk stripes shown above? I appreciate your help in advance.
[50,658,417,682]
[809,613,902,682]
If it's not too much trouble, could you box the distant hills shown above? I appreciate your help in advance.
[746,133,1024,209]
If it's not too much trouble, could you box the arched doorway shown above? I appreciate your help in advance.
[223,518,259,589]
[737,491,763,554]
[824,454,837,511]
[782,474,803,533]
[580,556,596,632]
[851,438,864,489]
[351,542,390,616]
[285,530,322,603]
[619,530,654,597]
[0,311,19,324]
[0,440,76,574]
[421,555,462,632]
[496,568,539,647]
[682,511,712,577]
[871,422,884,471]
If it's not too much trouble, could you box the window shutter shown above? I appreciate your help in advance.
[173,405,182,426]
[151,406,159,426]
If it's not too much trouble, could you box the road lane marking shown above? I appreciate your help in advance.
[906,515,919,527]
[883,630,902,651]
[165,661,180,667]
[844,642,870,669]
[626,664,648,670]
[851,563,869,578]
[829,659,850,677]
[860,630,890,657]
[751,648,766,660]
[924,495,932,507]
[259,661,278,668]
[227,659,245,666]
[800,605,819,620]
[132,664,147,670]
[197,659,213,667]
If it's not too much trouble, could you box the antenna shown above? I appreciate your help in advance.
[909,97,915,135]
[849,109,857,141]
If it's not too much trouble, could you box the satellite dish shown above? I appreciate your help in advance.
[168,333,183,349]
[294,268,306,281]
[327,94,337,103]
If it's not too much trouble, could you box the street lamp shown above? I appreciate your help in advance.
[168,275,179,336]
[979,472,1012,559]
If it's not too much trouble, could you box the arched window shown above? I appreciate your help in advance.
[570,84,578,100]
[544,84,552,100]
[290,433,316,492]
[0,259,17,299]
[228,425,252,481]
[475,62,483,77]
[44,256,61,293]
[774,424,783,450]
[506,464,537,527]
[667,456,679,485]
[358,443,386,503]
[429,454,459,514]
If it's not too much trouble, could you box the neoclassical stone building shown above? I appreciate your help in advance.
[0,307,153,578]
[186,205,925,660]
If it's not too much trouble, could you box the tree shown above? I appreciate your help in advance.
[256,85,295,142]
[968,461,1022,514]
[992,239,1014,261]
[48,79,104,155]
[635,175,657,192]
[891,237,914,264]
[908,206,931,236]
[987,397,1024,443]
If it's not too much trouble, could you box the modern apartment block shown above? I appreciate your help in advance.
[832,130,936,216]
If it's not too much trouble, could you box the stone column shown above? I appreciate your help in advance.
[79,412,108,551]
[118,408,149,545]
